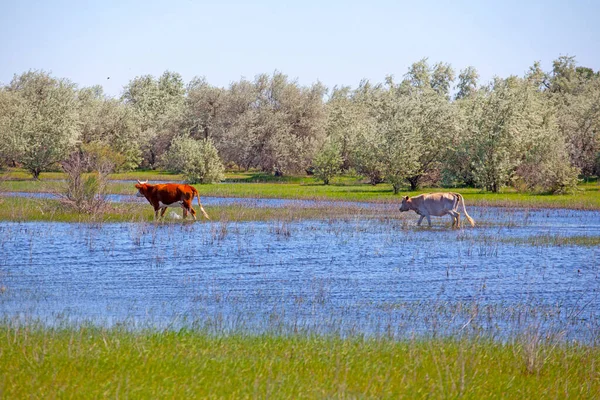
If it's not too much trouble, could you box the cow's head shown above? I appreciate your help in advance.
[135,179,149,197]
[399,196,410,212]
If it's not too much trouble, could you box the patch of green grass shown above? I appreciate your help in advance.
[3,168,600,210]
[0,324,598,398]
[507,234,600,247]
[0,197,385,223]
[1,168,185,182]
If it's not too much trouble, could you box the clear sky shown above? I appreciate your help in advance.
[1,0,598,97]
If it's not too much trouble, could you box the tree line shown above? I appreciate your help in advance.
[0,56,598,193]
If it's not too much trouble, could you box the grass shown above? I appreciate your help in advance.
[2,168,600,210]
[506,234,600,247]
[0,197,384,223]
[0,324,598,398]
[0,168,186,182]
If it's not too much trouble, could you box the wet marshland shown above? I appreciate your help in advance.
[1,202,599,342]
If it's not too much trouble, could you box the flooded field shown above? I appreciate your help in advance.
[1,191,388,209]
[1,205,599,342]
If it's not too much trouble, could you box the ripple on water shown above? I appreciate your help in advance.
[1,206,600,340]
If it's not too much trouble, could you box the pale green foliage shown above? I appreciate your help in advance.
[462,77,579,193]
[162,136,224,184]
[313,140,342,185]
[403,58,455,98]
[325,86,372,171]
[2,58,595,195]
[551,64,600,177]
[455,67,479,100]
[7,71,79,179]
[350,82,387,185]
[122,71,185,167]
[549,55,578,94]
[181,73,327,176]
[466,79,532,192]
[0,88,25,168]
[184,77,227,141]
[352,132,386,185]
[431,62,455,98]
[404,58,431,89]
[351,76,457,192]
[249,73,327,175]
[525,61,548,91]
[78,86,142,171]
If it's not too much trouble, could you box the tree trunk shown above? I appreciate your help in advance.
[407,176,420,191]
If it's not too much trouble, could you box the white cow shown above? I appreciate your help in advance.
[399,192,475,228]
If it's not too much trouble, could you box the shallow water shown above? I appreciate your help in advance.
[1,207,600,341]
[1,191,398,209]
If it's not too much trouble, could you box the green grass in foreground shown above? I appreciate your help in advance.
[0,325,598,398]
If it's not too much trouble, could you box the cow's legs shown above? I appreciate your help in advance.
[417,215,425,226]
[448,211,460,228]
[160,207,168,218]
[426,215,432,227]
[449,214,456,227]
[181,201,196,220]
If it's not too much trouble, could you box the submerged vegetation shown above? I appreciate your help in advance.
[2,169,600,211]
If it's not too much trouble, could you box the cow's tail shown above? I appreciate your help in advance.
[456,193,475,227]
[191,186,210,220]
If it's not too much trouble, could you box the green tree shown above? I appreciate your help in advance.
[0,88,25,168]
[431,62,455,98]
[7,71,79,179]
[184,77,226,141]
[313,140,342,185]
[355,71,457,192]
[350,81,387,185]
[78,86,142,171]
[246,72,327,175]
[465,77,578,193]
[122,71,185,167]
[455,66,479,100]
[162,136,224,184]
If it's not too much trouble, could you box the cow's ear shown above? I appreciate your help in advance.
[403,196,409,200]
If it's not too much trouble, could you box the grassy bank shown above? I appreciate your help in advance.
[0,324,598,398]
[2,169,600,210]
[0,197,383,223]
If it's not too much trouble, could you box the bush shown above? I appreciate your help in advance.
[162,136,224,184]
[313,141,342,185]
[514,129,581,194]
[59,146,113,214]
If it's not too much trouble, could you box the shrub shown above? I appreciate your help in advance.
[313,141,342,185]
[162,136,224,184]
[59,146,113,214]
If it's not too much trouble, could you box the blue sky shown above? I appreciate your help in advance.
[1,0,598,97]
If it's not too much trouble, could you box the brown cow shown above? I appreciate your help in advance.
[134,180,210,220]
[399,192,475,228]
